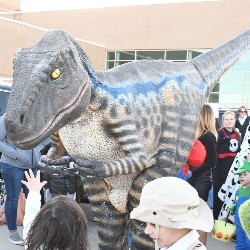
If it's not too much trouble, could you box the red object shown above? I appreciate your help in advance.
[217,152,237,158]
[187,140,206,167]
[230,134,237,139]
[182,165,190,175]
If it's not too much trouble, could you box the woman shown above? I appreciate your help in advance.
[213,111,241,220]
[0,114,40,245]
[188,104,217,245]
[235,106,250,142]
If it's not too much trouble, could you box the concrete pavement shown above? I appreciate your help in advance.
[0,203,235,250]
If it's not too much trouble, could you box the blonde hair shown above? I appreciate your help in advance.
[196,104,218,140]
[222,111,236,125]
[222,111,241,142]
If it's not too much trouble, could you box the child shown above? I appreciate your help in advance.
[21,170,89,250]
[130,177,214,250]
[229,160,250,250]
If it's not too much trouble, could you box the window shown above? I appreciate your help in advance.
[106,50,189,70]
[220,71,244,82]
[166,50,187,60]
[136,51,164,60]
[188,50,203,60]
[209,93,219,103]
[115,61,132,66]
[116,51,135,60]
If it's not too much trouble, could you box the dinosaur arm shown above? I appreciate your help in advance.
[74,121,152,178]
[47,131,66,159]
[39,131,69,167]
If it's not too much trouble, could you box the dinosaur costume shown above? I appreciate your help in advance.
[4,29,250,249]
[239,199,250,240]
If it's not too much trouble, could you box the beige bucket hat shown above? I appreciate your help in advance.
[130,177,213,232]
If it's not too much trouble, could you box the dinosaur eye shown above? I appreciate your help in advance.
[51,68,60,79]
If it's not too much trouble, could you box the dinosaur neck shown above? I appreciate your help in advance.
[191,29,250,94]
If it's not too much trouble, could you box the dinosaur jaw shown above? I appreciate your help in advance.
[7,81,91,150]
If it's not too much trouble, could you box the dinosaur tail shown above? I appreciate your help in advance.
[191,29,250,97]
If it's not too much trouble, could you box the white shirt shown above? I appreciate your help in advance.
[23,191,41,243]
[161,230,206,250]
[238,116,247,126]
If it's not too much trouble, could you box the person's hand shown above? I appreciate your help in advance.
[177,165,192,181]
[21,170,47,193]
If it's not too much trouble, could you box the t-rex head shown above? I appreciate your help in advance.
[5,30,92,149]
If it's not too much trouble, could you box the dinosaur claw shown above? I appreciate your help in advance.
[76,159,93,168]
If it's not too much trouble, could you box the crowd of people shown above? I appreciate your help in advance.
[0,104,250,250]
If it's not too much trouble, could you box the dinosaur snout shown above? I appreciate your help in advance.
[5,113,26,136]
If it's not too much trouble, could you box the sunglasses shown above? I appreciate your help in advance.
[240,111,247,113]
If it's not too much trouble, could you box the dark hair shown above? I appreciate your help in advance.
[25,195,89,250]
[238,105,248,116]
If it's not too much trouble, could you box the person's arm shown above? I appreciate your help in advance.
[229,189,239,215]
[21,170,47,241]
[22,191,41,240]
[0,115,19,159]
[190,132,216,176]
[229,203,236,215]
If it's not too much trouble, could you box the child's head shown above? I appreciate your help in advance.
[222,111,236,131]
[235,160,250,188]
[130,177,213,249]
[25,195,89,250]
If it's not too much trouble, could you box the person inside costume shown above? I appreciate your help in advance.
[229,160,250,250]
[22,169,89,250]
[235,106,250,142]
[130,177,214,250]
[213,111,241,220]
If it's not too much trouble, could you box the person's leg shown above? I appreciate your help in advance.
[188,174,211,246]
[197,231,208,246]
[244,229,250,250]
[212,167,225,220]
[191,177,210,245]
[235,225,246,250]
[1,163,24,244]
[207,185,213,208]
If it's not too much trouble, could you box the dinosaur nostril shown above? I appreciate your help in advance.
[20,114,25,124]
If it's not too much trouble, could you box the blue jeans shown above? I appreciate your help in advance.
[1,163,37,232]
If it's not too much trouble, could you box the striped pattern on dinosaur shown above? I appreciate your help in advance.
[4,29,250,249]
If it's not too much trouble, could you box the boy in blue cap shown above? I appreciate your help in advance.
[229,160,250,250]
